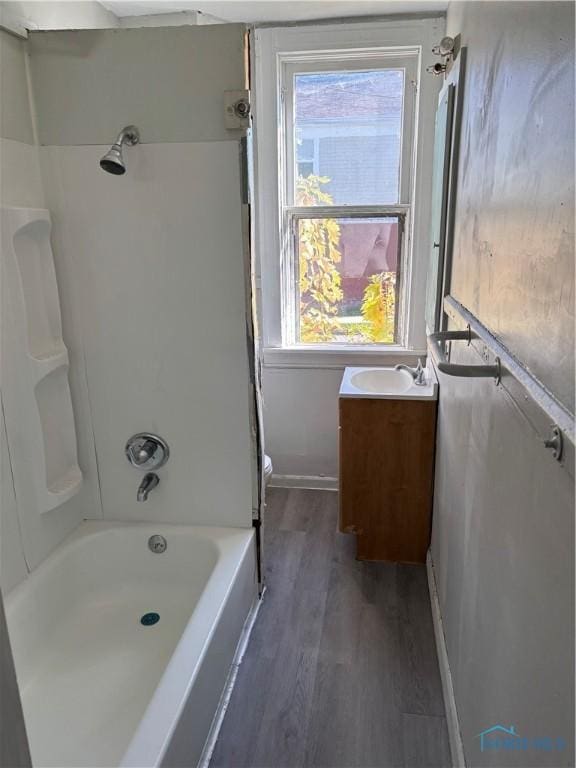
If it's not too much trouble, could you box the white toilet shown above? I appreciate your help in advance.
[264,454,273,486]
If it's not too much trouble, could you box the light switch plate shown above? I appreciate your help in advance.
[224,90,250,130]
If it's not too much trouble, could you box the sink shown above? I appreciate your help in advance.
[350,368,413,394]
[339,365,438,400]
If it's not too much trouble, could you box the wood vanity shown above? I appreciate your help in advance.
[338,367,438,564]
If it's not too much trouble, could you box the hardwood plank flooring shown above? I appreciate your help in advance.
[210,489,449,768]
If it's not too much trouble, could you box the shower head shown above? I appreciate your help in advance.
[99,144,126,175]
[99,126,140,175]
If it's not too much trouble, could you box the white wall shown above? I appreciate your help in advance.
[116,10,225,27]
[254,18,444,482]
[29,25,256,528]
[0,27,95,586]
[0,28,44,209]
[431,3,574,765]
[0,2,119,35]
[262,367,344,480]
[40,141,255,526]
[28,25,246,145]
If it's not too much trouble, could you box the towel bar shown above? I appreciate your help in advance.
[434,295,574,476]
[428,328,501,382]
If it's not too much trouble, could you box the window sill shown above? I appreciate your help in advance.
[262,345,427,370]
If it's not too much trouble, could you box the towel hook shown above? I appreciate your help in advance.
[544,425,563,461]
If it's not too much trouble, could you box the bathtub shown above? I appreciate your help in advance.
[4,522,257,768]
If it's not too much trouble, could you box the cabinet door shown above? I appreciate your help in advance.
[339,397,437,563]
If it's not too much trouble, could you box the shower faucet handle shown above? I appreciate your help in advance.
[125,433,169,471]
[133,440,157,465]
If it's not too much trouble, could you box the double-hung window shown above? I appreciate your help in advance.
[279,50,418,347]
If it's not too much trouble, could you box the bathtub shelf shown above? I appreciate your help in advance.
[28,347,69,382]
[46,466,83,497]
[1,206,82,515]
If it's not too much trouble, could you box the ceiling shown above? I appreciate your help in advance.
[101,1,447,24]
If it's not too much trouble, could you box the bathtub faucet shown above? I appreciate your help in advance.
[137,472,159,502]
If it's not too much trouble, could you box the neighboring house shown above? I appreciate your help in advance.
[295,70,403,311]
[339,220,399,305]
[295,69,403,205]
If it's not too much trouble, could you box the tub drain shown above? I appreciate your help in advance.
[141,612,160,626]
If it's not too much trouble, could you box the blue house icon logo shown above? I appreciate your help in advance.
[477,725,518,752]
[477,724,566,753]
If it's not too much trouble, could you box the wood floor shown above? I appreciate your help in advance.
[210,489,450,768]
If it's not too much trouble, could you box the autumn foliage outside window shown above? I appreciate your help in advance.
[296,176,399,344]
[291,68,405,345]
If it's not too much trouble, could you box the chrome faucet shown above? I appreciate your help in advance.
[395,358,426,386]
[132,439,158,467]
[137,472,159,502]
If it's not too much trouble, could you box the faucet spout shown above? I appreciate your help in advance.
[394,358,426,385]
[137,472,159,502]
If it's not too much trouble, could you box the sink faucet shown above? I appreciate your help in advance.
[394,358,426,386]
[137,472,159,502]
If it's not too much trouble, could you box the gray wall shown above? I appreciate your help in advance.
[431,3,574,766]
[447,0,574,412]
[0,593,31,768]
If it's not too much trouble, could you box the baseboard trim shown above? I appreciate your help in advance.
[426,551,466,768]
[269,474,338,491]
[198,590,263,768]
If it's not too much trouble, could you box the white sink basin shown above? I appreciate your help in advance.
[350,368,413,395]
[339,365,438,400]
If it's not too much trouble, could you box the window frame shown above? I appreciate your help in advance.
[284,207,409,347]
[253,19,444,367]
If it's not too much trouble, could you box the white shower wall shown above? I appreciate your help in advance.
[40,141,254,526]
[1,30,42,591]
[1,28,96,583]
[29,24,256,530]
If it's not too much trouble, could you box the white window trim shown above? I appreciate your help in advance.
[252,17,444,367]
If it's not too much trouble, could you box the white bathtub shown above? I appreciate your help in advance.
[4,522,257,768]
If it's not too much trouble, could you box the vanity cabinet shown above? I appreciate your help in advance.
[339,397,437,564]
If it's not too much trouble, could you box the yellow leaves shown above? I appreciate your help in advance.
[295,175,334,207]
[294,175,397,345]
[300,309,338,343]
[360,273,396,343]
[296,175,343,342]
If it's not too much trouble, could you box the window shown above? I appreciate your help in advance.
[280,52,417,347]
[254,20,441,361]
[296,138,316,178]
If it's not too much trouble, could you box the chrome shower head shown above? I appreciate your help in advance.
[100,144,126,175]
[99,125,140,175]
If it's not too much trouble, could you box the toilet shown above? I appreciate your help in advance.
[264,454,273,486]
